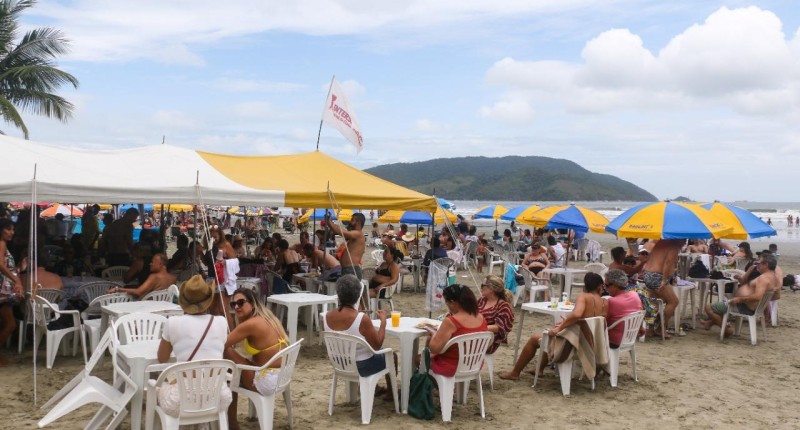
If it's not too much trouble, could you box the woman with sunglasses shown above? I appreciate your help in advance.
[499,272,607,381]
[478,275,515,355]
[224,287,288,429]
[424,284,488,377]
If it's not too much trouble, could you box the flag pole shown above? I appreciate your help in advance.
[316,75,336,151]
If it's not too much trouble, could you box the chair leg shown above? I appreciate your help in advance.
[476,376,485,419]
[358,377,377,424]
[748,317,757,345]
[761,315,768,343]
[284,386,294,429]
[439,379,455,422]
[328,376,336,416]
[608,349,619,388]
[484,354,494,390]
[720,312,729,341]
[630,348,638,382]
[558,361,573,396]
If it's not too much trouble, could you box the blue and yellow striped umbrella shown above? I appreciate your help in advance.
[521,204,609,233]
[606,201,732,239]
[698,201,776,240]
[500,205,541,222]
[472,205,509,220]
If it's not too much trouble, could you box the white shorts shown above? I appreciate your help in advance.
[253,368,280,395]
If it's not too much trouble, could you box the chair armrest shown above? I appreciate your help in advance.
[373,347,393,356]
[235,364,264,372]
[145,362,173,375]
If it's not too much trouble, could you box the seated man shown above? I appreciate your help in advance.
[109,253,176,299]
[301,243,341,281]
[702,253,778,336]
[21,253,63,291]
[604,269,644,347]
[166,234,191,272]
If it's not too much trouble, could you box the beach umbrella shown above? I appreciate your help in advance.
[697,201,776,239]
[606,201,732,239]
[298,208,357,223]
[378,208,457,225]
[437,198,455,210]
[154,203,194,212]
[473,205,509,220]
[40,203,83,218]
[500,205,541,222]
[119,203,153,212]
[521,204,609,233]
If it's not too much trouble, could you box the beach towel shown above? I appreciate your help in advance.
[585,240,601,262]
[583,316,609,368]
[546,320,597,380]
[504,263,517,294]
[222,257,240,295]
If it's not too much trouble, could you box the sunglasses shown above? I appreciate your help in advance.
[229,299,248,309]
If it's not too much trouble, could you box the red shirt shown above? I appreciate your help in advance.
[606,291,643,346]
[430,315,488,377]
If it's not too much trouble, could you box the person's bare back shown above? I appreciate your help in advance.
[643,239,683,279]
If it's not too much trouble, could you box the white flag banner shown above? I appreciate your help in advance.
[322,78,364,153]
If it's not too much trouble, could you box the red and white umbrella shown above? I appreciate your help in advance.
[40,203,83,218]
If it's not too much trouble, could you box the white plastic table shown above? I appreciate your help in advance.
[100,301,183,336]
[542,268,588,299]
[512,301,574,363]
[688,277,738,307]
[292,273,320,291]
[371,317,433,414]
[116,339,174,430]
[268,293,337,344]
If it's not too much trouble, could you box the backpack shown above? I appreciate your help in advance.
[783,274,796,287]
[688,260,710,279]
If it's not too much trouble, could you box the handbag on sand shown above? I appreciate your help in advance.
[407,347,435,420]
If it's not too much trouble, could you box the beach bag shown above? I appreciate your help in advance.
[783,274,796,287]
[688,260,709,278]
[407,348,434,420]
[214,261,225,284]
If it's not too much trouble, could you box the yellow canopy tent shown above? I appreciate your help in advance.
[154,203,195,212]
[197,151,437,211]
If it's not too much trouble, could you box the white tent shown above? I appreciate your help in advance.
[0,135,283,205]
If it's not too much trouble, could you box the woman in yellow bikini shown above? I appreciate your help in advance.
[224,288,288,430]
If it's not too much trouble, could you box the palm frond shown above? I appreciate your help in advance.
[0,93,28,138]
[3,88,73,121]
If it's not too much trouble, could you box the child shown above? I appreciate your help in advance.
[476,238,488,273]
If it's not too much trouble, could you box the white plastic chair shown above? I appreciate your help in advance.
[483,352,495,391]
[487,250,504,276]
[33,295,87,369]
[607,311,645,387]
[720,290,774,345]
[236,279,260,295]
[370,249,384,266]
[101,266,129,282]
[113,312,166,345]
[18,289,64,354]
[516,266,551,306]
[141,284,179,302]
[231,339,304,430]
[769,300,779,327]
[535,316,605,396]
[369,281,397,319]
[428,332,493,422]
[37,328,137,429]
[78,281,123,309]
[144,359,236,430]
[82,293,132,352]
[321,331,399,425]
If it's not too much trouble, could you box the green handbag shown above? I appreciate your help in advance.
[407,347,435,420]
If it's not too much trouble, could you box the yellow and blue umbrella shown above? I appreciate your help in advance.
[697,201,776,240]
[472,205,508,220]
[298,208,355,223]
[521,204,609,233]
[500,205,541,222]
[378,208,457,225]
[606,201,732,239]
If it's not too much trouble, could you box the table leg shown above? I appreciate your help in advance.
[564,275,572,300]
[306,304,314,345]
[100,312,109,337]
[399,336,416,414]
[129,359,146,430]
[512,311,527,363]
[286,305,299,344]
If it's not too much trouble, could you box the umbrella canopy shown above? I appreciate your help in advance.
[606,201,732,239]
[378,208,457,225]
[521,204,609,233]
[437,198,455,210]
[154,203,194,212]
[698,201,776,239]
[500,205,541,222]
[472,205,509,220]
[40,203,83,218]
[298,208,356,223]
[119,204,153,213]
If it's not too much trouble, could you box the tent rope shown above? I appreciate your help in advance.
[194,178,231,332]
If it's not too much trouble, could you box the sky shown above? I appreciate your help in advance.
[12,0,800,202]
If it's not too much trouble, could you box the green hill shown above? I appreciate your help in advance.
[365,156,657,201]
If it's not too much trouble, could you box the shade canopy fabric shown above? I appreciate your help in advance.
[40,203,83,218]
[520,204,609,233]
[298,208,356,223]
[473,205,508,220]
[698,202,776,240]
[501,205,541,222]
[198,150,437,211]
[378,208,457,225]
[606,201,732,239]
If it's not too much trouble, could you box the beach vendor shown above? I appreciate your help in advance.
[326,212,366,280]
[641,239,682,336]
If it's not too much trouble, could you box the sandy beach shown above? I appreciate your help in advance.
[4,231,800,429]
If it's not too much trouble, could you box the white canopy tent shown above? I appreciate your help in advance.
[0,135,283,205]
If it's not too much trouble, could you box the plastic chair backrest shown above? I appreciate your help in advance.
[83,293,131,319]
[36,288,65,303]
[78,281,122,304]
[101,266,129,281]
[154,360,236,418]
[583,263,608,276]
[722,269,745,279]
[371,249,384,266]
[33,295,57,329]
[113,313,167,344]
[263,339,304,393]
[733,290,774,316]
[236,280,259,294]
[607,310,645,349]
[322,331,375,376]
[440,332,494,376]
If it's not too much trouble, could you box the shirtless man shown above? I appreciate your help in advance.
[101,208,138,266]
[326,212,365,280]
[687,239,709,254]
[641,239,683,336]
[301,243,342,281]
[109,253,176,299]
[702,253,778,336]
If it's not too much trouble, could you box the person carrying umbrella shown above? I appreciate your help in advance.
[326,212,366,280]
[641,239,683,337]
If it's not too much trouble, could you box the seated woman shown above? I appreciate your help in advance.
[369,247,402,298]
[499,273,607,380]
[477,276,514,355]
[274,238,302,283]
[521,242,550,275]
[157,275,231,416]
[224,288,289,429]
[423,284,487,377]
[255,240,276,263]
[122,243,153,285]
[323,275,394,397]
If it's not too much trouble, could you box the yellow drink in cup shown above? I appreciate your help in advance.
[391,311,401,327]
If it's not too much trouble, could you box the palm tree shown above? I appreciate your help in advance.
[0,0,78,138]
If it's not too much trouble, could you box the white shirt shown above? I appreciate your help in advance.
[162,314,228,361]
[553,243,566,266]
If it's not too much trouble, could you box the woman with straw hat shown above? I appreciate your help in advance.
[156,275,231,416]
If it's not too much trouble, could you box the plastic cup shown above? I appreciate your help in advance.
[391,311,401,327]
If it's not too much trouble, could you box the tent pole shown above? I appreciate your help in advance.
[30,164,38,405]
[315,75,336,151]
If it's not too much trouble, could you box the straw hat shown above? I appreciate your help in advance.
[179,275,214,315]
[402,232,415,242]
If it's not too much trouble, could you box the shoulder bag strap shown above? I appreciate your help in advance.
[188,315,215,361]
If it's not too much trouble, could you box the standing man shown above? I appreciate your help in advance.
[101,208,138,266]
[326,212,365,280]
[641,239,682,336]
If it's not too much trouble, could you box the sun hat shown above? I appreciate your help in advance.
[402,232,415,242]
[178,275,214,315]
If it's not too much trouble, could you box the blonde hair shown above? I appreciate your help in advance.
[233,288,288,340]
[485,275,513,303]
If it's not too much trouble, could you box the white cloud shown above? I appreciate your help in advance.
[414,118,446,132]
[479,99,536,125]
[151,110,198,130]
[483,6,800,118]
[211,78,306,93]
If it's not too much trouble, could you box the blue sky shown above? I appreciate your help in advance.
[14,0,800,202]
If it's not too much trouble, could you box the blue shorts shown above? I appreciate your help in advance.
[356,354,386,377]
